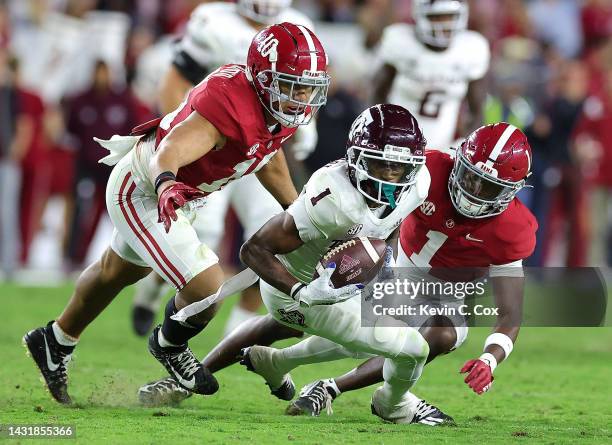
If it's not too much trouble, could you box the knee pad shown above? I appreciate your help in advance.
[370,317,429,361]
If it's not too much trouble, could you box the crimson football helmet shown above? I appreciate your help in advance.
[413,0,469,49]
[347,104,426,208]
[449,122,532,218]
[237,0,291,24]
[246,22,330,128]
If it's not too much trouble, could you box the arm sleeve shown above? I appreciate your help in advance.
[378,25,404,66]
[172,46,210,86]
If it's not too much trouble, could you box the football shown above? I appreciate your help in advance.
[313,237,387,288]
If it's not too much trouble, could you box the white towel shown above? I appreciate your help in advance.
[95,134,143,166]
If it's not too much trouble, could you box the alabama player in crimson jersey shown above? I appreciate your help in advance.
[281,122,537,424]
[372,0,489,150]
[22,23,330,404]
[132,0,317,338]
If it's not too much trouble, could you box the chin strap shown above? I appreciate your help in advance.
[381,183,397,209]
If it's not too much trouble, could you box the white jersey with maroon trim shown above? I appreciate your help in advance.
[378,24,490,150]
[282,160,430,283]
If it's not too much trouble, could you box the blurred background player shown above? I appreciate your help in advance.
[131,0,318,337]
[372,0,490,150]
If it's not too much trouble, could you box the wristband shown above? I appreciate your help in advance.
[484,332,514,360]
[290,282,306,301]
[154,171,177,194]
[479,352,498,373]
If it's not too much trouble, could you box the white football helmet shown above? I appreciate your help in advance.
[237,0,292,24]
[413,0,468,49]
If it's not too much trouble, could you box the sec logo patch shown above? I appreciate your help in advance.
[420,201,436,216]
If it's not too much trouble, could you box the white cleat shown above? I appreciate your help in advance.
[239,346,295,401]
[371,386,455,425]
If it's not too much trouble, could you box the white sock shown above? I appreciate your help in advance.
[157,329,180,348]
[133,273,169,310]
[273,336,358,374]
[223,305,258,337]
[51,322,78,347]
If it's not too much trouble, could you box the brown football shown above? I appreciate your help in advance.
[313,237,387,288]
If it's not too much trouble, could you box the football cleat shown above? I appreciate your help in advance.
[132,305,156,337]
[23,322,74,405]
[148,326,218,395]
[285,379,337,416]
[371,387,455,425]
[239,346,295,401]
[138,376,193,406]
[410,400,456,426]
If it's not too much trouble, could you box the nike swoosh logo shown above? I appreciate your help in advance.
[44,336,60,372]
[168,363,195,389]
[466,234,484,243]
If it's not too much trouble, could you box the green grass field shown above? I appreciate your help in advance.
[1,283,611,444]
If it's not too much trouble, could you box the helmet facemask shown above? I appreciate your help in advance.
[414,0,468,49]
[256,69,330,128]
[238,0,292,24]
[449,152,525,218]
[348,145,425,208]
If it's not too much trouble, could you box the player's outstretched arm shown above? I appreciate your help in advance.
[255,150,299,209]
[240,212,304,295]
[460,275,524,394]
[150,111,223,232]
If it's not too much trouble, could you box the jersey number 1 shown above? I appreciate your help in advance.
[409,230,448,267]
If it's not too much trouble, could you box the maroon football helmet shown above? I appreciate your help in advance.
[346,104,427,208]
[449,122,532,218]
[246,22,330,128]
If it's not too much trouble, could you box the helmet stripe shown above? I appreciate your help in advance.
[296,24,317,72]
[485,124,518,167]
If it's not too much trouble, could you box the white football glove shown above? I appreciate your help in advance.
[290,122,318,161]
[291,263,363,307]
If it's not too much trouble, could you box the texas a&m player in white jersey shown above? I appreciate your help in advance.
[132,0,318,336]
[237,104,436,423]
[372,0,490,150]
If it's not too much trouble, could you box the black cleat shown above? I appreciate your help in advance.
[138,376,193,406]
[148,326,218,395]
[286,380,337,416]
[132,305,156,336]
[410,400,455,426]
[239,346,295,401]
[23,322,74,405]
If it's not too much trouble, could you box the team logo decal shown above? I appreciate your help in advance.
[420,201,436,216]
[339,255,361,274]
[277,309,306,327]
[445,218,455,229]
[346,224,363,237]
[247,143,259,156]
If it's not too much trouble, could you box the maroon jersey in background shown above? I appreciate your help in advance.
[154,64,297,194]
[399,151,537,273]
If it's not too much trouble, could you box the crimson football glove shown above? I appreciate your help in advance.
[460,359,494,395]
[157,183,206,233]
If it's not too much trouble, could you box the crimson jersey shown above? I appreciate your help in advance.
[399,151,537,270]
[154,64,296,193]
